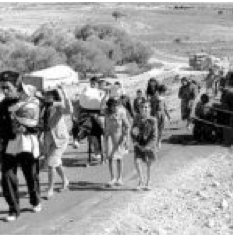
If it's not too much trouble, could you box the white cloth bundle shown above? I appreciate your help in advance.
[6,134,40,158]
[79,87,105,110]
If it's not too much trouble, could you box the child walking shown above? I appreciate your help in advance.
[43,87,71,198]
[131,100,158,190]
[104,97,130,187]
[150,84,171,149]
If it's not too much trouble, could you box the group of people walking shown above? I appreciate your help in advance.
[0,71,72,222]
[0,71,172,222]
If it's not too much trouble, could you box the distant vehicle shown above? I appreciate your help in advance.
[22,65,79,91]
[189,53,230,72]
[191,70,233,143]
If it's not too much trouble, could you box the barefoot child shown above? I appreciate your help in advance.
[131,100,158,190]
[154,84,171,149]
[104,97,130,187]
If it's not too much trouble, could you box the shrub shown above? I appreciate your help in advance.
[112,10,126,21]
[218,10,223,15]
[65,40,115,78]
[74,24,152,66]
[1,41,67,73]
[0,23,151,77]
[174,38,182,44]
[0,29,29,44]
[31,23,76,51]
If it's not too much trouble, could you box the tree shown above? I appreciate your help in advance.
[65,40,114,77]
[112,10,126,21]
[31,22,76,51]
[2,41,67,73]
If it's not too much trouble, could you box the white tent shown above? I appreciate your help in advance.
[23,65,79,90]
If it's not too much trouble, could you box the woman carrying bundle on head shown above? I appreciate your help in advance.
[43,86,71,198]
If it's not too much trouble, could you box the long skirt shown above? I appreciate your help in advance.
[181,99,193,120]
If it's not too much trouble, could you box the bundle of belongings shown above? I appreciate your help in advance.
[79,86,106,111]
[6,83,41,158]
[73,85,105,143]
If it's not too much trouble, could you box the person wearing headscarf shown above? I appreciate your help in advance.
[178,77,198,129]
[0,72,41,222]
[146,77,160,100]
[205,67,218,96]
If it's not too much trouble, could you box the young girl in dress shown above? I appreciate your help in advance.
[131,100,158,190]
[104,97,130,187]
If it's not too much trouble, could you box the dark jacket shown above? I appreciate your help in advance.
[0,98,19,142]
[133,97,146,115]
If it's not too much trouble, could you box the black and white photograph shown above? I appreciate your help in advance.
[0,1,233,234]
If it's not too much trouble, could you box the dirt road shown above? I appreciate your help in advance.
[0,121,227,235]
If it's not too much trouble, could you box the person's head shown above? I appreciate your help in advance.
[98,79,107,90]
[90,77,98,88]
[0,71,21,99]
[114,81,122,89]
[148,78,158,86]
[158,84,167,95]
[181,77,189,86]
[44,89,60,104]
[209,67,218,76]
[106,97,119,113]
[139,100,151,117]
[136,89,143,98]
[200,93,209,104]
[18,83,36,100]
[147,78,159,96]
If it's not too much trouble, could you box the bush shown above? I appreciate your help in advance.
[65,40,115,78]
[0,28,30,44]
[0,23,151,78]
[74,24,152,66]
[1,41,67,73]
[218,10,223,15]
[31,23,76,51]
[112,10,126,21]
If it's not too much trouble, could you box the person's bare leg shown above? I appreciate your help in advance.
[47,166,55,197]
[108,159,116,186]
[145,161,152,190]
[56,165,69,190]
[116,159,123,185]
[134,158,144,188]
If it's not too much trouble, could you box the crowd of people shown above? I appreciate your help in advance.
[0,71,175,223]
[2,68,222,223]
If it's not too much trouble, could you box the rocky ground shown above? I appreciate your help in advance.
[55,129,233,235]
[99,147,233,235]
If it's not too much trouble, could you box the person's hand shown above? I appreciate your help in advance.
[135,144,145,151]
[132,127,139,136]
[17,125,26,134]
